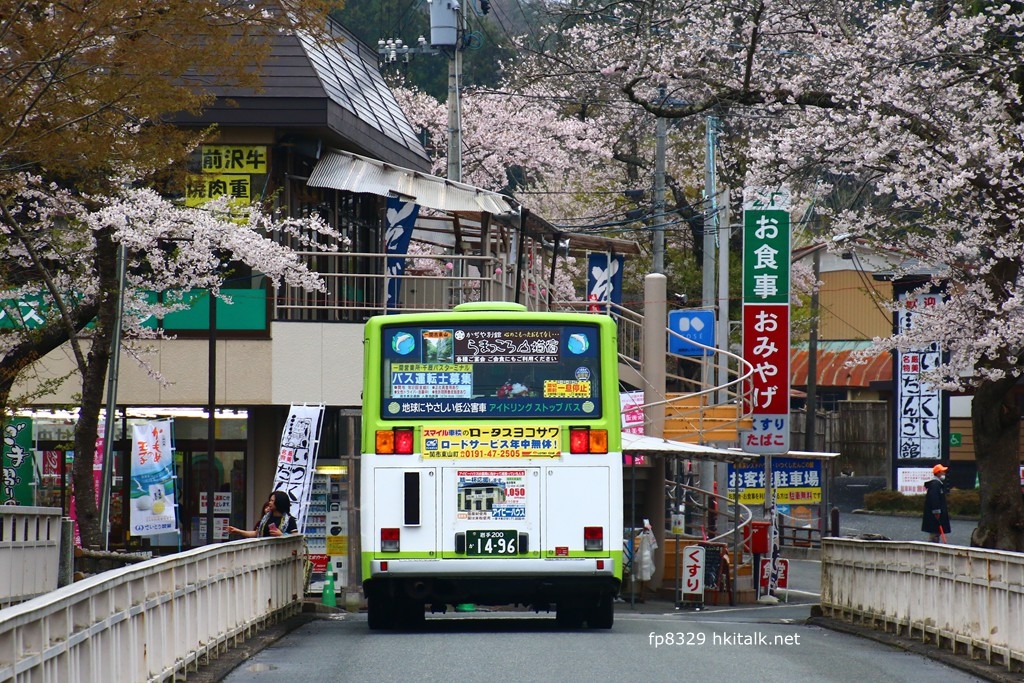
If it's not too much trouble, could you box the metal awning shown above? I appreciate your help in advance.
[308,148,517,216]
[621,434,840,464]
[621,433,759,464]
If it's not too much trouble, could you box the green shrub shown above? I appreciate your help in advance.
[862,488,980,517]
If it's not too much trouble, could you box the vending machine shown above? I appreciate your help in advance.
[305,466,349,594]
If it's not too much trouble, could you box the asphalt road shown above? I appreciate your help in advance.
[835,510,974,546]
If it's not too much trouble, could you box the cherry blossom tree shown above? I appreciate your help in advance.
[0,1,338,547]
[519,0,1024,549]
[392,80,719,305]
[1,175,343,547]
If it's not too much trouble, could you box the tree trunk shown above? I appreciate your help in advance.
[970,375,1024,550]
[71,226,120,549]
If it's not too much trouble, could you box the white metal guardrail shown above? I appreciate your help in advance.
[820,538,1024,672]
[0,507,62,608]
[0,536,305,683]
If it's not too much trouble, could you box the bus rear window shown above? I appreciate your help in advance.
[379,323,602,420]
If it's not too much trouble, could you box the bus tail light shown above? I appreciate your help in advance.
[569,427,590,453]
[584,526,604,551]
[376,428,415,455]
[381,527,400,552]
[569,428,609,454]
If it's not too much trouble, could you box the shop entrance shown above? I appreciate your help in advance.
[173,440,246,548]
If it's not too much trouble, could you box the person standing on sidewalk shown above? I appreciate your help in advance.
[922,464,951,543]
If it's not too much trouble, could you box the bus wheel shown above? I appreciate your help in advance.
[555,605,584,629]
[367,593,395,630]
[396,597,426,629]
[588,594,614,629]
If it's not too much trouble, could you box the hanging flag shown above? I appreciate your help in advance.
[129,419,178,537]
[272,404,325,531]
[586,252,624,311]
[385,198,420,310]
[2,417,34,505]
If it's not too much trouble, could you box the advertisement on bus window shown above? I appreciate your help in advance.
[381,324,602,419]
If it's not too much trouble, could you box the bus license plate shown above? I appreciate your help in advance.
[466,530,517,556]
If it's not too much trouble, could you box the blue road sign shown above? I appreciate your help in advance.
[668,309,715,356]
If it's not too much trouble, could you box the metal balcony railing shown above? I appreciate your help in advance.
[275,251,753,444]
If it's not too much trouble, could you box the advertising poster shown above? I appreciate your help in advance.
[423,426,560,459]
[1,417,34,505]
[129,420,178,537]
[456,470,527,521]
[727,457,823,505]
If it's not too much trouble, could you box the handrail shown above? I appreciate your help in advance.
[0,535,305,682]
[0,506,62,608]
[664,479,753,545]
[273,249,752,444]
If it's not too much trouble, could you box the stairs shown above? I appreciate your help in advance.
[663,393,752,445]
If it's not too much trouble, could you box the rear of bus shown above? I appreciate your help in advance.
[360,302,622,629]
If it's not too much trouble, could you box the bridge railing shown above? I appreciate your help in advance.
[0,535,305,683]
[820,538,1024,672]
[0,506,62,608]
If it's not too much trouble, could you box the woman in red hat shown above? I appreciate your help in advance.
[922,464,951,543]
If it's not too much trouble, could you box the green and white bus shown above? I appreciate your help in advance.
[361,302,623,629]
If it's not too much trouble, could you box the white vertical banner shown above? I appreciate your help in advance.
[129,419,178,537]
[272,404,325,532]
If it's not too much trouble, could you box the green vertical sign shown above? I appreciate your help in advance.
[2,417,34,505]
[742,209,791,304]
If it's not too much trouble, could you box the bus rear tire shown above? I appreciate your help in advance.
[396,597,426,629]
[555,605,584,629]
[588,594,614,629]
[367,593,395,630]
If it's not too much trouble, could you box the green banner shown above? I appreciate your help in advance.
[2,417,35,505]
[742,208,791,304]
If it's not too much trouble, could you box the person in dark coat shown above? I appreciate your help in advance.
[922,464,951,542]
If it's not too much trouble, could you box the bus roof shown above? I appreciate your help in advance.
[452,302,528,313]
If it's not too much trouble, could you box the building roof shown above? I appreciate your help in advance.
[309,148,516,215]
[173,17,430,171]
[790,341,892,387]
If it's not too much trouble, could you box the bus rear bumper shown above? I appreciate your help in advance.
[370,557,616,577]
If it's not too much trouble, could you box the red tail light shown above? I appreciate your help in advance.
[394,428,414,454]
[569,427,609,454]
[376,428,415,455]
[584,526,604,551]
[570,427,590,453]
[381,527,400,552]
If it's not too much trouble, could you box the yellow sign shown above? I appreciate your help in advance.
[392,363,472,373]
[200,145,268,174]
[735,487,822,505]
[326,535,348,556]
[421,425,561,459]
[185,174,252,207]
[543,379,591,398]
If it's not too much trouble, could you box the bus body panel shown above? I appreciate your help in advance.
[361,306,622,628]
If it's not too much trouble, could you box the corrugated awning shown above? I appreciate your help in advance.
[308,148,517,216]
[790,343,892,387]
[621,433,759,464]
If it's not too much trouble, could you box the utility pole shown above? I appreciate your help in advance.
[702,115,719,312]
[425,0,463,183]
[652,87,667,274]
[716,186,730,402]
[804,246,821,451]
[447,40,462,183]
[702,115,719,390]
